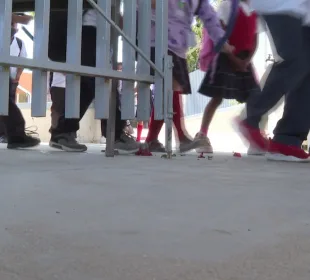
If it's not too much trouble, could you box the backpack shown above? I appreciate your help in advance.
[48,1,89,62]
[15,37,23,56]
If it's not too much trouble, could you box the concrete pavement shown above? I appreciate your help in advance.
[0,144,310,280]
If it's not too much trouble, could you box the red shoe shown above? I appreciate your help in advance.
[237,119,268,151]
[266,140,310,162]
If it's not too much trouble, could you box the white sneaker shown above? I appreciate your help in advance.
[194,133,213,154]
[100,136,106,144]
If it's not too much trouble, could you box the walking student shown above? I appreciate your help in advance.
[195,0,259,154]
[48,7,139,153]
[0,21,28,143]
[0,14,40,149]
[144,0,233,153]
[239,0,310,161]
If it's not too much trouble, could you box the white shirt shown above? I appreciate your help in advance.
[50,10,96,89]
[249,0,309,22]
[10,37,27,79]
[82,9,97,27]
[51,72,66,88]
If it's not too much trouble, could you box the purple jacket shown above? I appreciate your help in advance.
[150,0,224,58]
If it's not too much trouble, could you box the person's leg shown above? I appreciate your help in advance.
[1,79,40,149]
[0,81,18,142]
[49,77,95,152]
[267,32,310,161]
[101,89,139,152]
[195,97,222,154]
[267,78,310,161]
[49,87,66,134]
[241,15,308,149]
[136,121,143,142]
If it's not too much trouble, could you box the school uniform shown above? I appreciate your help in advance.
[0,36,28,140]
[149,0,225,95]
[49,10,128,149]
[199,1,259,103]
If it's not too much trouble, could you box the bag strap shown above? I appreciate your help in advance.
[16,37,22,56]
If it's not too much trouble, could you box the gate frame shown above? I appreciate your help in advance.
[0,0,174,158]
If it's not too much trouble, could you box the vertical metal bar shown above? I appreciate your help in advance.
[105,0,120,157]
[154,0,168,120]
[121,0,136,120]
[136,0,151,121]
[164,55,173,158]
[65,0,83,118]
[0,0,12,115]
[95,0,111,119]
[32,0,50,117]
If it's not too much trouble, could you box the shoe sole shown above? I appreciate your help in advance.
[7,141,40,149]
[266,153,310,162]
[49,141,87,152]
[195,147,213,154]
[115,148,140,154]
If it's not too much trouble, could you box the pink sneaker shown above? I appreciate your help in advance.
[266,140,310,162]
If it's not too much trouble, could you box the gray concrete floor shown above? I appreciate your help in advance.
[1,144,310,280]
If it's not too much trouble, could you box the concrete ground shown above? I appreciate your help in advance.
[1,144,310,280]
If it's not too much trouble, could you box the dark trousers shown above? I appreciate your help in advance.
[50,85,125,140]
[50,26,126,140]
[0,81,20,137]
[246,15,310,147]
[0,80,25,139]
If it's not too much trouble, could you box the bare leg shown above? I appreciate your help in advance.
[200,97,223,133]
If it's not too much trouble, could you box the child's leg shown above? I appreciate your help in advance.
[199,97,222,136]
[145,109,164,143]
[145,80,182,144]
[172,91,187,141]
[137,121,144,142]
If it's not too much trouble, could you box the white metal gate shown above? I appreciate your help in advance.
[0,0,174,157]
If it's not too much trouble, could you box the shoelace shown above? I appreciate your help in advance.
[25,126,39,138]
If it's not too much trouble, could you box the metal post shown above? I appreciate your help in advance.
[0,0,12,115]
[154,0,168,120]
[65,0,83,119]
[32,0,50,117]
[136,0,151,121]
[164,55,173,158]
[121,0,136,120]
[105,0,120,157]
[95,0,111,120]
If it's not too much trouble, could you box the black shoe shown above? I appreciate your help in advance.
[50,132,87,152]
[7,135,40,149]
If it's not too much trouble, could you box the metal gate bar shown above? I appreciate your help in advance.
[0,0,173,158]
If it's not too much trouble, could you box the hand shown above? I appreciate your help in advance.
[221,43,235,54]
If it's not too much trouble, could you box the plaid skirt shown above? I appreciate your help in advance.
[199,51,259,103]
[150,47,191,94]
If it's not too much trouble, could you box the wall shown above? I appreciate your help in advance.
[19,103,102,143]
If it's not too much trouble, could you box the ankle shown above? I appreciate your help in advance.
[199,127,208,136]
